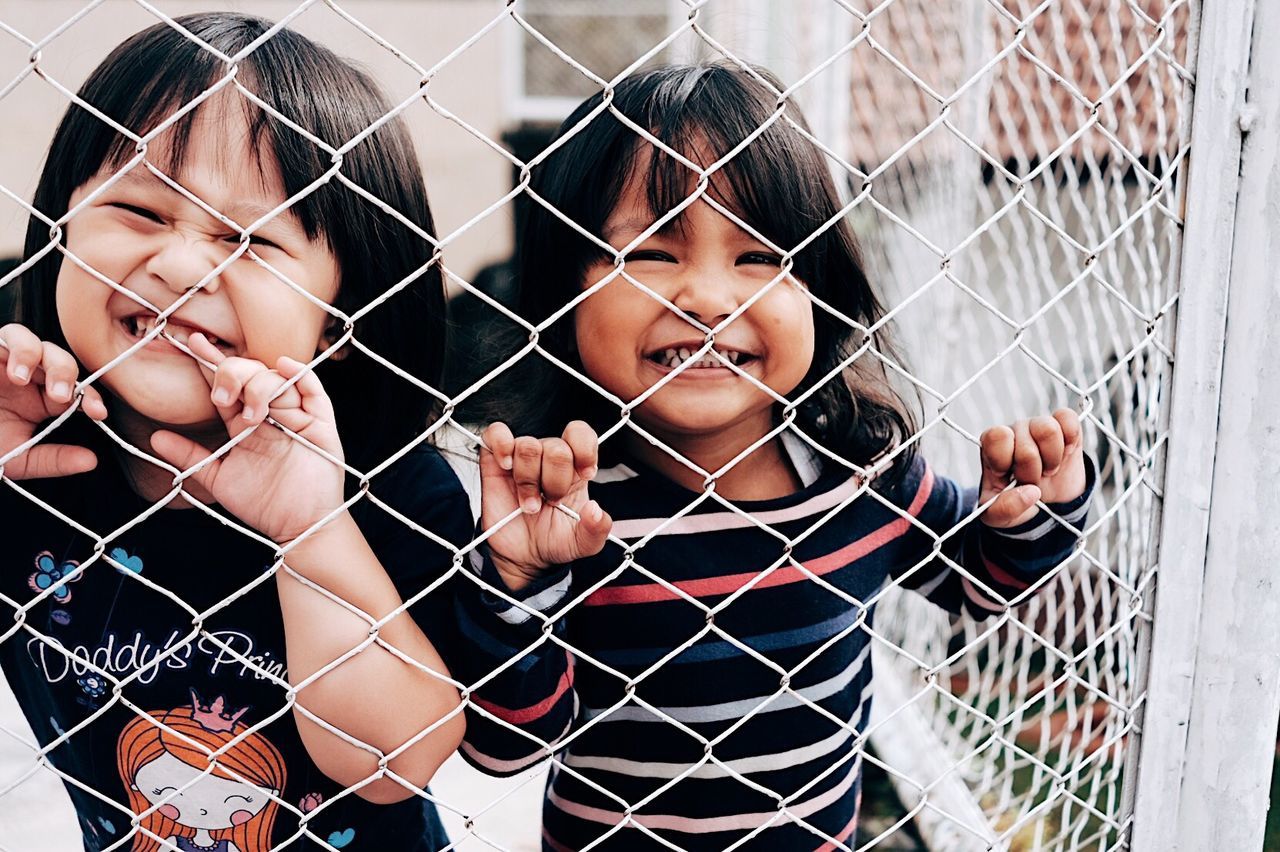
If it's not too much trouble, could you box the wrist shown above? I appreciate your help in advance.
[284,510,359,555]
[487,549,544,593]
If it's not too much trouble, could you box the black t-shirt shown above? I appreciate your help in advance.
[0,442,472,851]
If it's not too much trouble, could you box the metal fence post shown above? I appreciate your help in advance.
[1128,0,1280,848]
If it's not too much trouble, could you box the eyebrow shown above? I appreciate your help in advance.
[106,169,305,236]
[602,217,674,243]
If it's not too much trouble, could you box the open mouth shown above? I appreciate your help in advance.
[647,346,758,370]
[122,315,232,353]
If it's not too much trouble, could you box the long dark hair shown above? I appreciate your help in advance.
[14,12,445,472]
[495,63,918,481]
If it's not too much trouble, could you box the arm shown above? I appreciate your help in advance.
[892,410,1095,616]
[452,549,579,776]
[450,421,610,776]
[276,511,466,803]
[148,337,465,803]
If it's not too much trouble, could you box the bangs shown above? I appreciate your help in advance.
[68,18,358,247]
[605,65,843,281]
[640,109,787,247]
[102,80,281,203]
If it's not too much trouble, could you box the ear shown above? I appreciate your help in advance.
[319,315,350,362]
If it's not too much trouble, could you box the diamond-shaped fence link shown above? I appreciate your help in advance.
[0,0,1223,850]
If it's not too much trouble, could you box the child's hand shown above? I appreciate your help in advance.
[978,408,1087,529]
[0,324,108,480]
[148,334,345,542]
[479,421,612,592]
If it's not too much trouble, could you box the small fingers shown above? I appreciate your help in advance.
[1053,408,1083,454]
[573,500,613,557]
[242,369,297,424]
[206,356,270,417]
[276,357,334,421]
[979,424,1015,489]
[539,438,576,504]
[562,420,599,479]
[78,384,109,421]
[1010,419,1042,484]
[481,422,516,474]
[12,444,99,480]
[38,343,79,406]
[982,484,1043,529]
[0,324,44,385]
[511,436,544,514]
[188,332,226,368]
[1029,415,1065,476]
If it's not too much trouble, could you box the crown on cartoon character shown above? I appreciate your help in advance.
[188,688,250,734]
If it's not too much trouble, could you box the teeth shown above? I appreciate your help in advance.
[654,347,748,369]
[127,316,221,349]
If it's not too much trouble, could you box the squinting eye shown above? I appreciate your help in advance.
[224,794,253,804]
[223,234,282,252]
[623,250,676,263]
[738,252,782,267]
[111,203,163,224]
[248,235,281,251]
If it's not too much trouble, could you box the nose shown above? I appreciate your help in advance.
[144,233,225,295]
[669,265,739,330]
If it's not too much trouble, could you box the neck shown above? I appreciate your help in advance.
[110,407,223,508]
[623,419,805,500]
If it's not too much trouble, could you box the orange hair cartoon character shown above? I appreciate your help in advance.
[117,690,287,852]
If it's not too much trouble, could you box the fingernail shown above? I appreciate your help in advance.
[501,456,513,471]
[51,382,70,400]
[13,365,29,382]
[212,388,231,406]
[586,502,602,524]
[582,465,598,480]
[522,496,541,514]
[241,406,256,421]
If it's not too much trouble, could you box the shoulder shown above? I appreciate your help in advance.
[354,444,473,548]
[870,448,933,508]
[373,443,469,502]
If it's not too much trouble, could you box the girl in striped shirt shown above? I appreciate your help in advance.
[457,63,1094,851]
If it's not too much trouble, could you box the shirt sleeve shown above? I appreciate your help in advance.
[349,447,475,663]
[449,541,579,777]
[880,451,1096,617]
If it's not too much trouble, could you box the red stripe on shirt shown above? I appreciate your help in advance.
[584,468,935,607]
[472,665,573,724]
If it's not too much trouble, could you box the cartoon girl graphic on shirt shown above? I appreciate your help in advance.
[116,689,286,852]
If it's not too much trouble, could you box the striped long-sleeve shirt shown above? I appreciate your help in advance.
[452,443,1094,851]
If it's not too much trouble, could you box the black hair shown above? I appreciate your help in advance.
[497,63,919,482]
[14,12,445,473]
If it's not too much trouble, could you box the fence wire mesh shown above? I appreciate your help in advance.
[0,1,1195,850]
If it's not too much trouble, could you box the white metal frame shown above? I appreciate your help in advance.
[1128,0,1280,848]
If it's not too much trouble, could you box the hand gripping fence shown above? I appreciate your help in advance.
[2,1,1275,851]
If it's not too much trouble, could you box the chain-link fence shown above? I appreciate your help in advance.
[0,1,1275,851]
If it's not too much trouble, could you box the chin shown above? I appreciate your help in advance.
[116,389,221,430]
[97,368,220,430]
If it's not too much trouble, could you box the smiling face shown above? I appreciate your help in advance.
[133,751,272,831]
[574,170,816,451]
[54,93,340,430]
